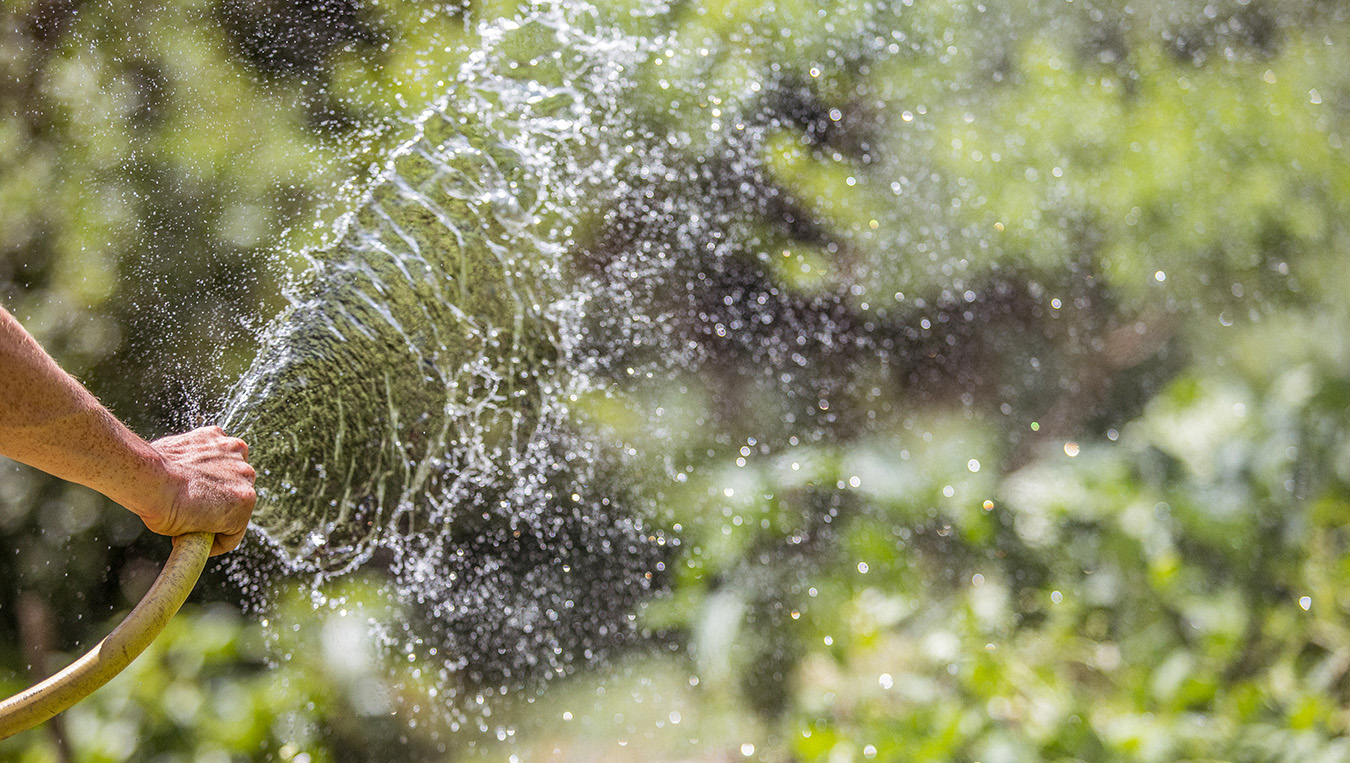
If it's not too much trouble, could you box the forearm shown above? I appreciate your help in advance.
[0,308,172,518]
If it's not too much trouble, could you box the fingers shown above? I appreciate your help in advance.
[211,427,250,459]
[197,427,253,556]
[206,483,253,556]
[147,425,258,554]
[210,528,247,557]
[241,469,257,501]
[201,429,250,458]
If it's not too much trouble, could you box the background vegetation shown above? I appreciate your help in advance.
[1,0,1349,761]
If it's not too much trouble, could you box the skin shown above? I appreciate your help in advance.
[0,307,255,556]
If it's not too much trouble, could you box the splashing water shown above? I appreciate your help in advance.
[212,0,938,729]
[220,5,669,708]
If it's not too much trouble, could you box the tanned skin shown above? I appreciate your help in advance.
[0,307,255,555]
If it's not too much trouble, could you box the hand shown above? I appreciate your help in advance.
[140,426,257,556]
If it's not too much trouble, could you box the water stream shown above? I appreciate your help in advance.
[219,4,671,718]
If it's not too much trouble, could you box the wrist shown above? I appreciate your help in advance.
[109,436,181,528]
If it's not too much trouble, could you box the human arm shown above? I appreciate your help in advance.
[0,306,254,555]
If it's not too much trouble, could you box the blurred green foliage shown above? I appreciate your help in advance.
[3,0,1350,761]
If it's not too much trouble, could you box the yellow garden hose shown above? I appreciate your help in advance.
[0,531,214,739]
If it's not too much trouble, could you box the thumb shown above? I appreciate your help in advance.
[210,529,247,557]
